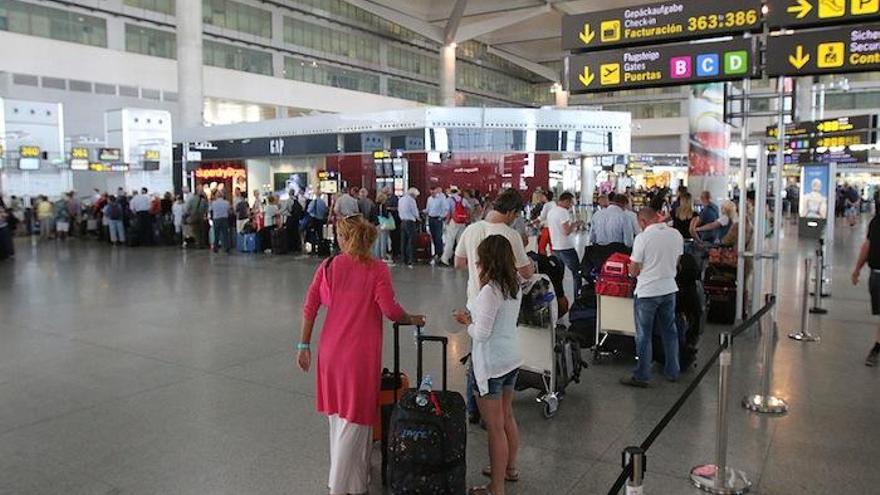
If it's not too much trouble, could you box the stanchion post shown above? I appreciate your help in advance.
[742,297,788,414]
[790,257,821,343]
[810,241,828,314]
[690,333,752,494]
[623,446,646,495]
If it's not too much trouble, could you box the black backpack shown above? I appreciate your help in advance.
[108,203,122,221]
[235,200,249,220]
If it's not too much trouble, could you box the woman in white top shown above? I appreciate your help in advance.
[262,194,280,253]
[454,234,523,495]
[171,194,185,244]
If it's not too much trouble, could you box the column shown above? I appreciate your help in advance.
[687,83,730,202]
[554,84,569,107]
[176,0,204,131]
[794,76,815,122]
[440,44,456,107]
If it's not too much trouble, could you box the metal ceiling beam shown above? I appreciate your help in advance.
[453,3,552,44]
[340,0,444,43]
[444,0,469,45]
[486,46,559,82]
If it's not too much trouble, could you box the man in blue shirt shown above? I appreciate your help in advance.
[589,194,636,247]
[695,191,720,243]
[210,192,231,253]
[306,195,329,253]
[425,186,448,261]
[398,187,421,267]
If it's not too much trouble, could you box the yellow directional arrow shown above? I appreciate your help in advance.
[788,45,810,69]
[787,0,813,19]
[578,66,594,87]
[579,24,594,45]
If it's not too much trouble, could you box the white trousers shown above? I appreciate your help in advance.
[441,221,466,263]
[328,414,372,495]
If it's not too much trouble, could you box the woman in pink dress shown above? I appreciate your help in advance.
[297,215,425,495]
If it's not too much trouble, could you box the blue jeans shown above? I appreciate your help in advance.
[428,217,444,258]
[553,248,582,299]
[373,230,389,259]
[633,293,680,382]
[108,219,125,243]
[400,220,417,265]
[213,217,230,252]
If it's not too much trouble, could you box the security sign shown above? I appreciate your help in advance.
[569,38,756,94]
[766,24,880,76]
[766,0,880,29]
[562,0,762,52]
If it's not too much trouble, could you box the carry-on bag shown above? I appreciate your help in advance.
[237,232,260,253]
[374,367,410,442]
[271,226,290,255]
[595,253,635,298]
[383,324,467,494]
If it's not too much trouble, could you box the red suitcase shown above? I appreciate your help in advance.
[415,231,432,262]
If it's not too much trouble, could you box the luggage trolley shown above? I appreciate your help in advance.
[516,275,583,418]
[593,294,637,362]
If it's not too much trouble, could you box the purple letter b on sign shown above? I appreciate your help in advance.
[670,56,692,79]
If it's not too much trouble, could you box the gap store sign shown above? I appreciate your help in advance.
[568,38,756,93]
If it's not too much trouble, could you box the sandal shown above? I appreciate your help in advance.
[481,466,520,482]
[469,486,494,495]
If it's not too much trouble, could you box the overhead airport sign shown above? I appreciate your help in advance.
[766,0,880,29]
[70,147,90,171]
[569,38,756,94]
[766,24,880,76]
[562,0,762,52]
[766,115,876,138]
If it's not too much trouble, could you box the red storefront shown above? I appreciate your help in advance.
[326,152,550,205]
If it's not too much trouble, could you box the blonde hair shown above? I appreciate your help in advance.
[676,192,694,220]
[336,216,377,262]
[720,200,738,224]
[376,192,387,204]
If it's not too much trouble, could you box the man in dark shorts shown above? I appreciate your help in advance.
[850,213,880,367]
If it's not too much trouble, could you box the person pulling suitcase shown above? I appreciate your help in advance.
[296,216,425,495]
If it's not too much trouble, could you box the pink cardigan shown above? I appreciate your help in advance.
[303,254,406,425]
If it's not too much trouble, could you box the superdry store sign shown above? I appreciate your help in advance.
[568,39,755,93]
[562,0,762,51]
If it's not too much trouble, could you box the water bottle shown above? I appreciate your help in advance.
[415,375,433,407]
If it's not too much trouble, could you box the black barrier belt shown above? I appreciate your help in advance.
[606,296,776,495]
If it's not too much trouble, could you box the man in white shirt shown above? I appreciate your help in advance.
[622,207,684,388]
[333,186,360,218]
[547,192,583,300]
[425,186,448,261]
[440,187,469,266]
[130,187,153,246]
[455,188,535,423]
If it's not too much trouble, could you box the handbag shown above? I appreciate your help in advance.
[378,214,396,231]
[319,255,338,306]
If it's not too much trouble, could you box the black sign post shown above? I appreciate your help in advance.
[562,0,762,52]
[766,0,880,29]
[766,24,880,77]
[568,38,757,94]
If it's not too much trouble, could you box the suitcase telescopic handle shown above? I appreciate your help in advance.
[417,334,448,392]
[392,323,423,401]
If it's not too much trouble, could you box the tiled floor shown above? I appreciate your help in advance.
[0,217,877,494]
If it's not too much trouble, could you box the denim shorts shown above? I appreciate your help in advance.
[469,368,518,399]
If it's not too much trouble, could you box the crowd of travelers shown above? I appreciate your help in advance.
[3,180,879,495]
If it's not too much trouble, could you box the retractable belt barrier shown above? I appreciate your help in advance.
[607,296,777,495]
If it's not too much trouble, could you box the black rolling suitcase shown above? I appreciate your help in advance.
[383,324,467,494]
[271,227,290,254]
[704,265,737,324]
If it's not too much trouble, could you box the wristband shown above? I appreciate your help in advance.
[296,343,311,351]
